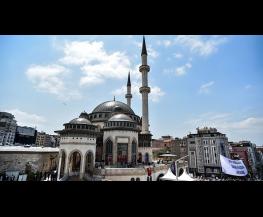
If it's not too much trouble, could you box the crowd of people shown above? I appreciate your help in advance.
[0,170,58,181]
[194,175,261,181]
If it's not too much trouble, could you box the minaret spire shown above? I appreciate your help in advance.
[125,71,132,107]
[139,36,151,134]
[141,35,147,56]
[127,71,131,86]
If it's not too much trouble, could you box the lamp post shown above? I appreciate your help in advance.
[174,155,189,181]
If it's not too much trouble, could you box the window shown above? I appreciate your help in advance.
[211,146,216,164]
[99,114,102,118]
[190,151,196,168]
[204,146,209,164]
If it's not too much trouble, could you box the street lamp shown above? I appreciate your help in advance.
[174,155,189,181]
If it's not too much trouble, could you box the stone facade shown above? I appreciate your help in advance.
[0,150,59,173]
[103,130,138,165]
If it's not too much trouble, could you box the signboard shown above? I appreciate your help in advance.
[220,155,248,176]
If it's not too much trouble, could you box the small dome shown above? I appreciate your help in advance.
[108,114,134,122]
[69,117,92,125]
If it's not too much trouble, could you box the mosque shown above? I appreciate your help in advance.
[55,36,155,180]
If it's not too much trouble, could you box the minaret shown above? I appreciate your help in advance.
[139,36,151,134]
[125,71,132,107]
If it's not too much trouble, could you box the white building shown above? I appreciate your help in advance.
[187,127,230,177]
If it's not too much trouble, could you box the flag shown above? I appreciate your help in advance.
[220,155,248,176]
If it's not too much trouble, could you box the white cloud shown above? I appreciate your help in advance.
[5,109,46,128]
[157,40,172,47]
[174,35,227,56]
[26,64,66,95]
[187,112,263,132]
[59,40,132,87]
[150,86,165,102]
[199,81,214,94]
[25,64,82,101]
[185,112,263,144]
[173,53,183,59]
[148,46,159,58]
[163,62,192,76]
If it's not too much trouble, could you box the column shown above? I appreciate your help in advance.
[64,153,70,176]
[57,152,62,181]
[80,153,85,179]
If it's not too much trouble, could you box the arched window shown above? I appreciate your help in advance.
[132,141,137,164]
[85,152,94,175]
[105,139,113,166]
[69,151,81,173]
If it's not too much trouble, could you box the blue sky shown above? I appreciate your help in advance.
[0,35,263,145]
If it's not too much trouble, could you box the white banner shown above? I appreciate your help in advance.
[220,155,248,176]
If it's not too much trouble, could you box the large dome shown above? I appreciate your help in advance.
[92,100,135,114]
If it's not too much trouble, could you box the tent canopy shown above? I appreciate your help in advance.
[160,168,178,181]
[177,169,195,181]
[160,167,195,181]
[159,153,177,157]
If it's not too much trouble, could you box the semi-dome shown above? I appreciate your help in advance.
[92,100,135,114]
[69,117,92,125]
[79,111,89,119]
[108,114,134,122]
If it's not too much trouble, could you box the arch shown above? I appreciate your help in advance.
[131,140,137,164]
[85,151,94,175]
[138,152,142,163]
[145,153,149,164]
[130,177,135,181]
[59,149,66,179]
[105,139,113,166]
[68,149,82,174]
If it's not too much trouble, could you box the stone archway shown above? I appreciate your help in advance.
[85,151,94,175]
[59,150,66,179]
[69,151,82,175]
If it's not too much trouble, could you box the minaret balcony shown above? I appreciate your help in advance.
[125,93,132,98]
[139,86,151,93]
[139,65,150,73]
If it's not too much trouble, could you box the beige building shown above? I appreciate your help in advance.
[36,132,51,147]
